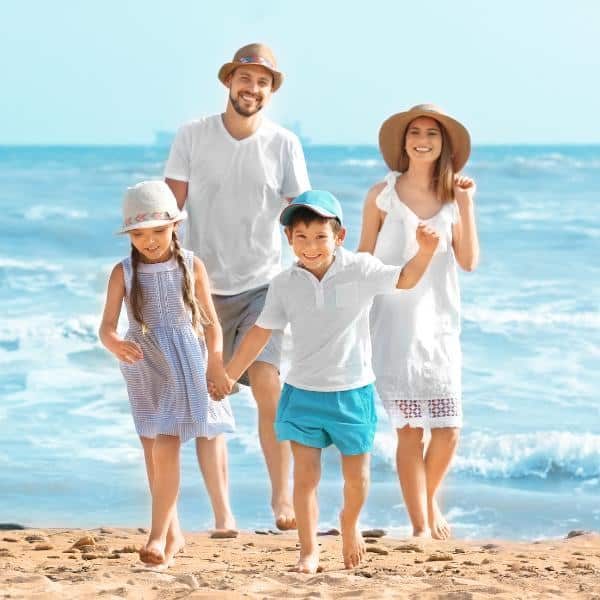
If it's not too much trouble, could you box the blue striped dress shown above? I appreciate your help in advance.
[120,249,235,442]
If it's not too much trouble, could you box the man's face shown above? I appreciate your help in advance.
[226,65,274,117]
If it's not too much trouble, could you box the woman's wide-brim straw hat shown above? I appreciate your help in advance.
[116,181,187,235]
[218,43,284,92]
[379,104,471,172]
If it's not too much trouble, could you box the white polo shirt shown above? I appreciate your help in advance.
[164,115,310,295]
[255,247,403,391]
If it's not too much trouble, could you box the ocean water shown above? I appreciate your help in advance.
[1,144,599,540]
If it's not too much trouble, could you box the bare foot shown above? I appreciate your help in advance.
[139,539,165,565]
[428,498,451,540]
[413,527,432,538]
[163,531,185,566]
[290,551,321,574]
[340,512,366,569]
[273,499,296,531]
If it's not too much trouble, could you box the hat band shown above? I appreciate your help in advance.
[123,211,174,227]
[238,55,275,69]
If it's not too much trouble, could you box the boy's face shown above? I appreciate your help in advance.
[128,223,175,263]
[285,219,346,279]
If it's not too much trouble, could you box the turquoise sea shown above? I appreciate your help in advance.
[1,144,599,539]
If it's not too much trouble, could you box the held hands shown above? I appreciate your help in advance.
[109,339,143,364]
[415,223,440,256]
[453,174,476,208]
[206,363,236,401]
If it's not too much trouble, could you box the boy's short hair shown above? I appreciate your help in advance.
[286,207,342,234]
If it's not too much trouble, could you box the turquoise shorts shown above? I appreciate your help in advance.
[275,383,377,456]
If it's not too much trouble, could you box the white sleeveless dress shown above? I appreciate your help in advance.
[370,172,463,429]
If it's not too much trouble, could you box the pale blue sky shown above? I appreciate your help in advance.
[2,0,599,145]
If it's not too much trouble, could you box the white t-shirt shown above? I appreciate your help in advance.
[255,247,403,392]
[164,115,311,295]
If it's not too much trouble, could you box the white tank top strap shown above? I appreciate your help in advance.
[375,171,401,213]
[183,249,195,281]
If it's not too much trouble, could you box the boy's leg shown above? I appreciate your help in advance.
[141,435,182,564]
[290,441,322,574]
[425,427,460,540]
[339,453,370,569]
[396,426,429,537]
[140,436,184,565]
[195,435,237,534]
[248,361,295,530]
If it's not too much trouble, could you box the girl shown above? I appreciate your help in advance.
[99,181,236,567]
[358,105,479,539]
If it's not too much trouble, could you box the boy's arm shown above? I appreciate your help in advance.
[396,224,439,289]
[226,325,273,382]
[98,264,143,363]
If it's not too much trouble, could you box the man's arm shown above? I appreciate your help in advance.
[165,178,188,211]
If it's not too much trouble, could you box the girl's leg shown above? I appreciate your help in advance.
[396,426,429,537]
[424,427,460,540]
[140,437,185,564]
[339,453,370,569]
[140,435,182,564]
[290,441,322,574]
[195,435,237,533]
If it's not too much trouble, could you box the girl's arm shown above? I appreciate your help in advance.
[193,257,230,398]
[357,182,386,253]
[452,175,480,272]
[98,264,143,363]
[226,325,272,383]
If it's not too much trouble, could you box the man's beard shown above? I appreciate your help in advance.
[229,93,263,117]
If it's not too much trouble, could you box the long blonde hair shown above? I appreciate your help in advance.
[129,229,211,333]
[399,119,455,203]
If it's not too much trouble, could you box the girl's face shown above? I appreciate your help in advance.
[404,117,443,165]
[128,223,175,263]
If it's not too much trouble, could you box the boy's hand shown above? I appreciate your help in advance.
[110,339,143,364]
[454,174,476,209]
[416,223,440,256]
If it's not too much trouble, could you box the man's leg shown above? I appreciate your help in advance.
[339,453,370,569]
[290,442,322,574]
[425,427,460,540]
[248,361,295,530]
[195,435,237,534]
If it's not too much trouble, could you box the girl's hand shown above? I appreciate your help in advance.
[416,223,440,256]
[207,364,234,400]
[111,340,143,364]
[454,175,476,208]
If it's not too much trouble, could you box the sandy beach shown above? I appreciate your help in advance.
[1,526,599,599]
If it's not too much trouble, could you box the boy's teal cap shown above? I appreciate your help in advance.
[280,190,343,226]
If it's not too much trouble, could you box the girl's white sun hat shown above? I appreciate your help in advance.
[116,180,187,235]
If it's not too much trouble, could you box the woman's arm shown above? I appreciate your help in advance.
[452,175,480,272]
[357,182,387,253]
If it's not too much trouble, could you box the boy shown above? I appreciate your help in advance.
[212,190,439,573]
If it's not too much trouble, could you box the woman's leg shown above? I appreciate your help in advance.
[396,425,429,537]
[195,434,237,533]
[425,427,460,540]
[140,436,185,565]
[140,435,182,564]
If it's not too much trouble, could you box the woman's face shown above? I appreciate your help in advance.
[404,116,443,165]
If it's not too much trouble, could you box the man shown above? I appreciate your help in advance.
[164,43,310,530]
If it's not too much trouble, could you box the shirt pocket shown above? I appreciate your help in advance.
[336,282,359,308]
